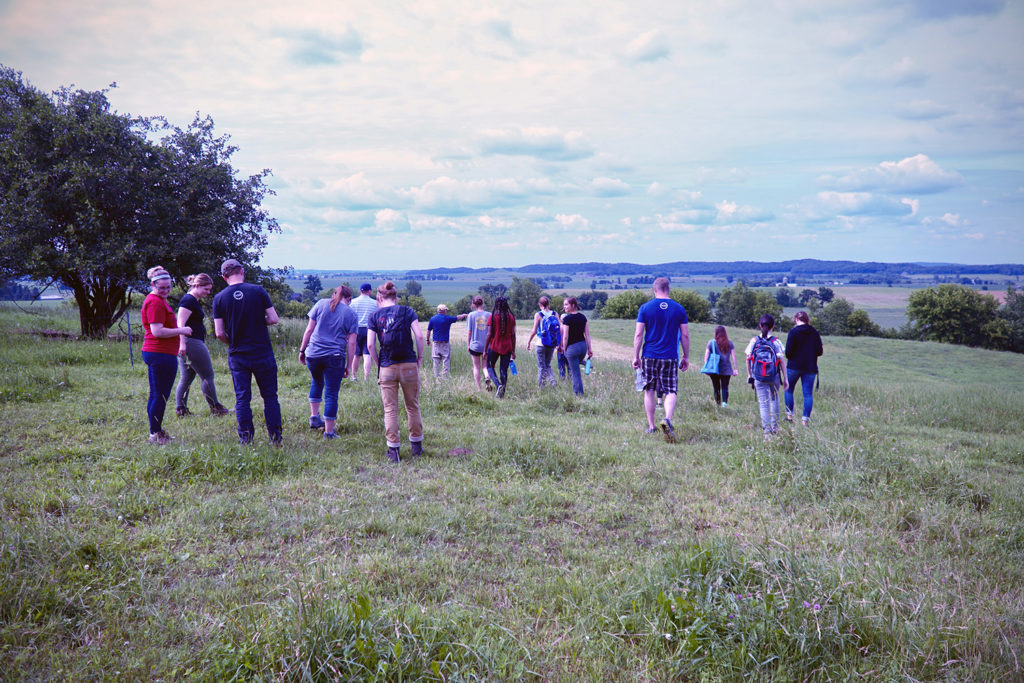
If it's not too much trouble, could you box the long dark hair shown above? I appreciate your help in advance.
[758,313,775,338]
[714,325,730,354]
[492,296,512,336]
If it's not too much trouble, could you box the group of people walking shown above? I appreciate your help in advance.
[140,267,822,461]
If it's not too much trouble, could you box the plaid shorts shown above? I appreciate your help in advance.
[639,357,678,395]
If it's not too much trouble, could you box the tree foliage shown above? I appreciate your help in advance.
[508,276,542,319]
[907,284,999,347]
[715,282,783,329]
[601,288,711,322]
[0,67,279,337]
[996,286,1024,353]
[669,288,712,323]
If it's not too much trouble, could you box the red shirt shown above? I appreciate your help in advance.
[486,312,516,355]
[141,293,179,354]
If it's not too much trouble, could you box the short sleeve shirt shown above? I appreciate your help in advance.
[177,293,206,342]
[212,283,274,358]
[487,312,516,355]
[368,305,418,367]
[637,298,688,359]
[427,314,459,342]
[562,312,588,346]
[466,310,490,352]
[305,299,358,358]
[141,294,179,354]
[350,294,378,328]
[706,339,735,375]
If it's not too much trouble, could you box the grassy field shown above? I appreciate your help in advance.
[2,304,1023,680]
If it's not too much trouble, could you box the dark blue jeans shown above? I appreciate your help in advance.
[784,368,817,419]
[486,349,511,388]
[228,353,282,443]
[307,353,344,420]
[143,351,178,434]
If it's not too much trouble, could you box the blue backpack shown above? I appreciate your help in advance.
[749,336,780,383]
[538,311,561,347]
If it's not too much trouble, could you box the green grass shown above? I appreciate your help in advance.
[2,308,1023,680]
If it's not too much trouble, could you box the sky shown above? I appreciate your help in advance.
[2,0,1024,270]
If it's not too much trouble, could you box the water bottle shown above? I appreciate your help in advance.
[509,359,518,375]
[584,358,591,375]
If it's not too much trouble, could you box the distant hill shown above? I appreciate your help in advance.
[409,260,1024,277]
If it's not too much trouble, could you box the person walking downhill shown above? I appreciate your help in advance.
[367,281,426,463]
[485,296,516,398]
[559,297,594,397]
[784,310,824,426]
[633,277,689,442]
[349,283,378,381]
[746,313,788,440]
[426,304,467,379]
[141,266,193,444]
[465,296,490,390]
[212,258,283,446]
[174,272,230,418]
[299,285,358,440]
[525,295,560,387]
[700,325,738,408]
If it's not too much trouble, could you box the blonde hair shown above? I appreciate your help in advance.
[377,281,399,301]
[147,266,171,283]
[185,273,214,289]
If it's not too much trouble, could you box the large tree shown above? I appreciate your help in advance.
[715,281,783,329]
[0,67,278,337]
[906,284,998,347]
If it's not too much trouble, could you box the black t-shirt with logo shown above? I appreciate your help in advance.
[212,283,274,358]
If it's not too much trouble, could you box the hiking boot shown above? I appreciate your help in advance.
[386,446,400,463]
[323,431,339,440]
[410,441,423,457]
[309,415,325,430]
[659,419,675,443]
[210,404,231,416]
[484,377,494,392]
[496,384,506,398]
[175,407,192,417]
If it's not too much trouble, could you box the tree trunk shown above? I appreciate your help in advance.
[65,273,131,339]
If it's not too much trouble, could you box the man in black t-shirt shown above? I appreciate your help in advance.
[213,259,282,445]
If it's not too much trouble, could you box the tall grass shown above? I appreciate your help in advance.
[1,307,1023,679]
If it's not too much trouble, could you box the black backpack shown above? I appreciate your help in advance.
[379,306,414,352]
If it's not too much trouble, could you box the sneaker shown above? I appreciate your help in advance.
[386,446,400,463]
[175,407,192,417]
[659,419,675,443]
[323,431,339,440]
[484,377,494,392]
[801,417,810,426]
[270,434,283,447]
[410,441,423,457]
[721,402,727,408]
[210,404,231,416]
[496,384,506,398]
[785,412,794,423]
[644,427,657,434]
[309,415,325,430]
[147,431,172,445]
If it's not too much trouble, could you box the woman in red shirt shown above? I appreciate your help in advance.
[141,266,192,444]
[484,296,516,398]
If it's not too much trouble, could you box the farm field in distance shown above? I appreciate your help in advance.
[2,303,1023,680]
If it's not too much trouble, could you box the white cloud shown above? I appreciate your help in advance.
[811,191,916,217]
[554,214,590,230]
[374,208,411,233]
[591,177,631,197]
[923,212,967,227]
[821,154,964,194]
[401,176,558,215]
[477,127,594,161]
[624,30,671,63]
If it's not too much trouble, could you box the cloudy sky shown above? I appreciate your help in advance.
[3,0,1023,269]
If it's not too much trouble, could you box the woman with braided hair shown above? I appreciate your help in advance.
[484,296,516,398]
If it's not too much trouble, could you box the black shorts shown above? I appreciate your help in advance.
[468,348,483,357]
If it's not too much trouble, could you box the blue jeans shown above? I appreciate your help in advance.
[536,345,556,386]
[785,369,817,419]
[755,379,780,434]
[307,353,345,420]
[557,350,568,378]
[564,341,588,396]
[143,351,178,434]
[228,353,282,443]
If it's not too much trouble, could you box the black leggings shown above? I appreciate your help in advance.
[710,374,731,404]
